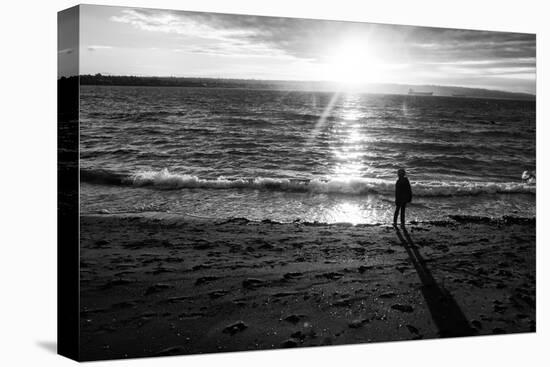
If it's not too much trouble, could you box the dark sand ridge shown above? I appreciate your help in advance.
[79,214,535,361]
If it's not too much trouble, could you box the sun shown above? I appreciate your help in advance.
[323,38,382,85]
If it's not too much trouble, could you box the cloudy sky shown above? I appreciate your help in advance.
[62,4,536,93]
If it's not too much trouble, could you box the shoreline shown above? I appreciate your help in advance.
[79,179,536,224]
[81,211,536,226]
[79,214,535,360]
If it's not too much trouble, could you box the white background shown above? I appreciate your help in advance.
[0,0,548,365]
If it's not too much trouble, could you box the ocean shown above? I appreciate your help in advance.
[79,85,535,224]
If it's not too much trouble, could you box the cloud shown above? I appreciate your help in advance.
[408,29,535,63]
[110,9,535,65]
[87,45,113,51]
[106,7,535,91]
[110,9,360,61]
[418,57,535,79]
[110,9,300,59]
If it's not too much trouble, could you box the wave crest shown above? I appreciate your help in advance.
[81,168,535,197]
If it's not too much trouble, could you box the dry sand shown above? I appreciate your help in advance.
[79,214,535,361]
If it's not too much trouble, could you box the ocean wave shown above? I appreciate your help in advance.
[80,168,536,197]
[522,170,536,184]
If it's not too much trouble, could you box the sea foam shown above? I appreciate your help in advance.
[81,168,535,197]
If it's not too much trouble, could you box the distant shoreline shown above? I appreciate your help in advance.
[62,74,536,101]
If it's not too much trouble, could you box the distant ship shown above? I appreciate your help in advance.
[408,88,433,96]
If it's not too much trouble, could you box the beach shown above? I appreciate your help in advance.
[79,214,535,361]
[77,85,536,361]
[56,8,539,363]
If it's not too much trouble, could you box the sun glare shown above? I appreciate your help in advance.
[331,94,367,180]
[324,39,382,85]
[328,202,364,225]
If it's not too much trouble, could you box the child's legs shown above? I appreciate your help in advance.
[393,205,401,223]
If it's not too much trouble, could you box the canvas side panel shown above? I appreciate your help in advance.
[57,5,80,361]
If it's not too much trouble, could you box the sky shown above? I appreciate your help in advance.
[58,6,79,78]
[59,4,536,94]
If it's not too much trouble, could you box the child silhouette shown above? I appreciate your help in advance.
[393,168,412,226]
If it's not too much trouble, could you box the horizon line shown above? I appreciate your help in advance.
[61,73,536,96]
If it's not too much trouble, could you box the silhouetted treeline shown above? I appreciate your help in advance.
[79,74,299,90]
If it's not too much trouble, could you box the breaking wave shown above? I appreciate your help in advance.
[80,168,535,197]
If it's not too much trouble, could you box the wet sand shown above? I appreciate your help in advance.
[79,214,535,361]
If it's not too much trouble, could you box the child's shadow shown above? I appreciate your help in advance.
[394,226,475,338]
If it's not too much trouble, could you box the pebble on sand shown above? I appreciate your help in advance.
[195,276,219,286]
[144,283,172,295]
[281,338,299,348]
[391,304,414,313]
[348,319,369,329]
[222,321,248,335]
[242,278,264,289]
[290,331,307,340]
[283,314,302,324]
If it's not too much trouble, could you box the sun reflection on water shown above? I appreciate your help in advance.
[328,202,364,224]
[325,196,386,225]
[324,94,378,224]
[331,94,367,180]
